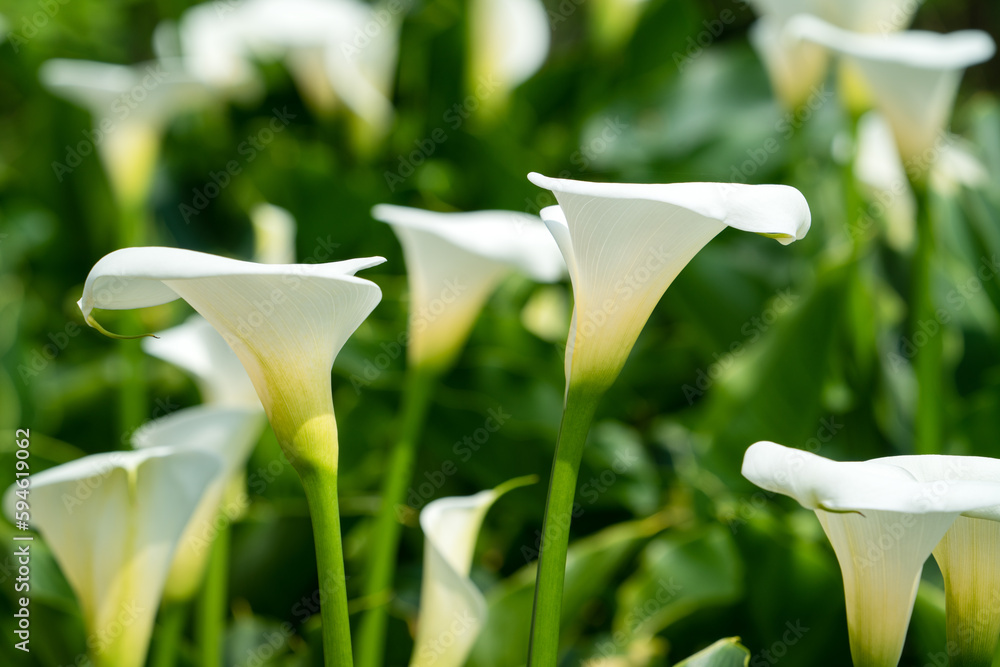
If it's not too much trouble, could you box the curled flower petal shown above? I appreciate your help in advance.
[743,442,1000,667]
[79,247,384,446]
[529,174,810,392]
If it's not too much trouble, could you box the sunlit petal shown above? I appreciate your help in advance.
[530,174,810,392]
[132,405,265,601]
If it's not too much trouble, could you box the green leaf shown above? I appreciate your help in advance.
[613,525,743,640]
[674,637,749,667]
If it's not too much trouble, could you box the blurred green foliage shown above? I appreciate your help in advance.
[1,0,1000,666]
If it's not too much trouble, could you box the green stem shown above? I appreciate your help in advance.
[117,198,148,437]
[911,187,942,455]
[196,521,230,667]
[292,414,354,667]
[150,602,187,667]
[356,366,437,667]
[527,382,603,667]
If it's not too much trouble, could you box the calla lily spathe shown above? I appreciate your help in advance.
[143,315,262,410]
[132,405,264,601]
[40,58,214,206]
[78,247,383,449]
[875,455,1000,666]
[467,0,549,113]
[746,0,918,109]
[179,0,399,133]
[742,442,1000,667]
[3,448,222,667]
[788,15,996,165]
[372,204,565,371]
[251,202,298,265]
[529,173,810,393]
[410,490,504,667]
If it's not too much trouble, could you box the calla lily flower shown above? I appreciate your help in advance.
[78,247,383,447]
[3,447,222,667]
[251,202,298,265]
[873,455,1000,667]
[143,315,262,410]
[132,405,265,601]
[372,204,565,371]
[787,15,996,165]
[742,442,1000,667]
[79,246,384,665]
[529,173,810,393]
[746,0,918,109]
[525,175,808,666]
[179,0,399,133]
[411,479,529,667]
[467,0,549,114]
[40,58,214,206]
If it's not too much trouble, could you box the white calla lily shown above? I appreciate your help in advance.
[411,478,529,667]
[40,58,214,206]
[526,175,808,666]
[179,0,399,133]
[3,448,222,667]
[529,173,810,393]
[132,405,265,601]
[79,246,384,665]
[746,0,917,109]
[78,247,383,446]
[874,455,1000,666]
[854,111,917,251]
[468,0,549,113]
[143,315,262,410]
[788,15,996,164]
[251,202,298,265]
[742,442,1000,667]
[372,204,565,371]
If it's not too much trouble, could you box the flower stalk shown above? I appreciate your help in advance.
[911,186,942,454]
[196,523,230,667]
[527,380,603,666]
[357,366,438,667]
